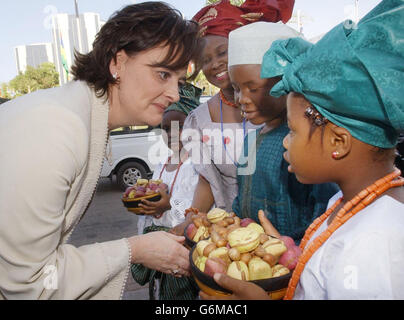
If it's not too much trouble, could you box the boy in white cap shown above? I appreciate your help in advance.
[228,22,339,243]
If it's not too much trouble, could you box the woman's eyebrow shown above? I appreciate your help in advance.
[215,44,227,52]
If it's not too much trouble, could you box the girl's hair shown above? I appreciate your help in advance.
[305,104,400,164]
[71,2,204,98]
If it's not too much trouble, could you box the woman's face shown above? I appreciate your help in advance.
[161,111,187,153]
[201,35,231,89]
[229,64,286,125]
[283,93,330,184]
[108,45,187,129]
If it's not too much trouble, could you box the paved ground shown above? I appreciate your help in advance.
[67,177,149,300]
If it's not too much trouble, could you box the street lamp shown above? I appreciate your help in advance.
[74,0,82,53]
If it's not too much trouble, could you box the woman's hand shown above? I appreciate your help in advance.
[128,231,190,277]
[138,189,171,217]
[199,273,270,300]
[258,210,281,238]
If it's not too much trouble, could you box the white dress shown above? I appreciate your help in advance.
[137,157,199,233]
[182,102,261,211]
[294,191,404,300]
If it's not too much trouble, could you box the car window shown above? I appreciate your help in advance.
[110,125,153,136]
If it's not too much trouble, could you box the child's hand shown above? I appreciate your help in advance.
[199,273,270,300]
[258,210,281,238]
[169,221,188,236]
[138,189,171,217]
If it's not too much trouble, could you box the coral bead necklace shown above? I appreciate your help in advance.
[284,168,404,300]
[219,89,238,108]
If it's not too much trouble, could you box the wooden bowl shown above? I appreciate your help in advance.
[122,193,161,215]
[189,245,291,300]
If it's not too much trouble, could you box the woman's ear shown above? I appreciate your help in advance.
[109,50,129,78]
[328,124,352,160]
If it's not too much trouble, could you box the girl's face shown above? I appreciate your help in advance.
[283,93,331,184]
[229,64,286,125]
[161,111,187,153]
[201,35,231,89]
[108,45,187,129]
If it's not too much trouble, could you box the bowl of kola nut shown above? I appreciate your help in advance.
[188,208,302,299]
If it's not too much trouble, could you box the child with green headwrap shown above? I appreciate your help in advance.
[200,0,404,300]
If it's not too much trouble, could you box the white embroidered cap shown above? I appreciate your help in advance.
[228,21,302,67]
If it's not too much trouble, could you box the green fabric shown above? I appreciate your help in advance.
[130,224,199,300]
[165,83,202,116]
[261,0,404,148]
[232,124,339,243]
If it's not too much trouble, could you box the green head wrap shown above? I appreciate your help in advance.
[261,0,404,148]
[164,83,202,116]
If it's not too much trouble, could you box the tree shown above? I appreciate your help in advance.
[0,83,12,99]
[8,62,59,97]
[206,0,245,6]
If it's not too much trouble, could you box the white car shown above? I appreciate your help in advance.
[101,96,212,190]
[100,126,165,190]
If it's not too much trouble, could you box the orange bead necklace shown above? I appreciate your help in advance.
[219,90,238,108]
[284,168,404,300]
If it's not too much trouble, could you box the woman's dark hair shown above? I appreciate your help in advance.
[71,2,203,98]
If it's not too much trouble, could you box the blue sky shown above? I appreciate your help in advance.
[0,0,382,84]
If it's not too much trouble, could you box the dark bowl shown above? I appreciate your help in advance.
[122,193,161,215]
[189,245,292,299]
[183,224,197,249]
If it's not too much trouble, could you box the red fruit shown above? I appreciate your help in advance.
[149,183,159,191]
[124,186,134,198]
[136,186,146,193]
[204,257,227,277]
[145,188,155,195]
[186,223,197,240]
[135,191,145,197]
[240,218,255,227]
[279,245,302,270]
[279,235,296,249]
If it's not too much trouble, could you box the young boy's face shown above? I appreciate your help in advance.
[229,64,286,125]
[161,111,187,153]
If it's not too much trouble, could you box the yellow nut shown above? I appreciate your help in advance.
[248,257,272,281]
[227,261,249,281]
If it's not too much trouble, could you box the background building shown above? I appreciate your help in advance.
[51,12,103,85]
[14,43,56,75]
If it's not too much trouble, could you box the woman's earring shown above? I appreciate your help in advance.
[112,72,118,80]
[332,151,340,159]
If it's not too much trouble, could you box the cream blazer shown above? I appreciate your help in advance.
[0,81,130,299]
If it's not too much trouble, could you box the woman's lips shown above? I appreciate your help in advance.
[153,103,167,113]
[215,71,229,81]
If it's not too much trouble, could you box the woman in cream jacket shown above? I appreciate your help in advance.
[0,2,203,299]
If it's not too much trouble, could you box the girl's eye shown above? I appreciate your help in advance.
[218,50,227,56]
